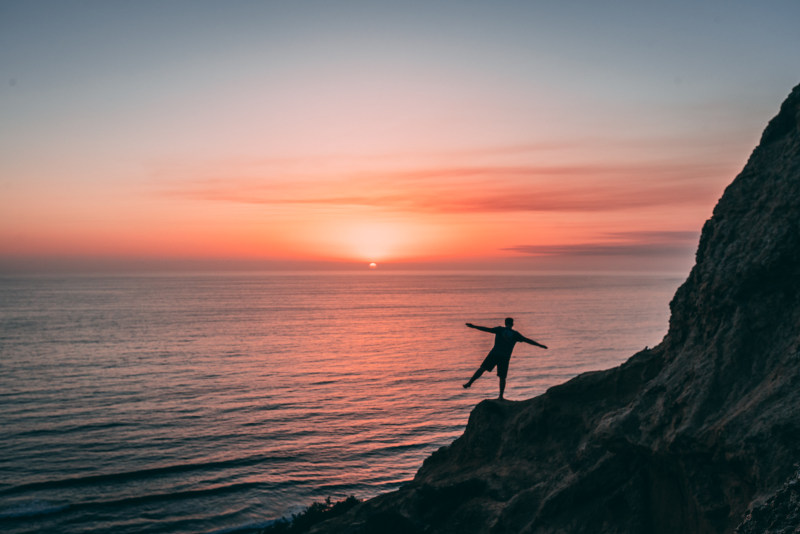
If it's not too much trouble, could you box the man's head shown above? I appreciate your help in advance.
[505,317,514,327]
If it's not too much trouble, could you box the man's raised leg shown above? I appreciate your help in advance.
[463,368,484,388]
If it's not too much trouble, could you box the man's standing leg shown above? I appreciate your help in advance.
[497,358,509,400]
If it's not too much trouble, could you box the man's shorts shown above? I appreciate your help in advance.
[480,351,510,379]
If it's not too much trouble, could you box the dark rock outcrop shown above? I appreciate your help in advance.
[310,84,800,534]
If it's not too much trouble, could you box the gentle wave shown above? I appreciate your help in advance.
[204,520,276,534]
[0,454,297,497]
[0,482,264,525]
[72,482,264,510]
[0,500,70,520]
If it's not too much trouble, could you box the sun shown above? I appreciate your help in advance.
[313,218,449,263]
[369,262,378,269]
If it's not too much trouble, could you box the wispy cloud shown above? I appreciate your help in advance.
[505,230,700,257]
[156,160,729,214]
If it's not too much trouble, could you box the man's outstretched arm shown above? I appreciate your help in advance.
[466,323,494,333]
[521,335,548,349]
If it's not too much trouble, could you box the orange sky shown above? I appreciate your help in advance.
[0,144,741,273]
[1,2,797,273]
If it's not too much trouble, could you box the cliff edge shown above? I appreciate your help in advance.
[310,84,800,534]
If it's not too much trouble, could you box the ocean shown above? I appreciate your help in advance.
[0,272,682,534]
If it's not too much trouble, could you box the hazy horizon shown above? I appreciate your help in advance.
[0,251,697,276]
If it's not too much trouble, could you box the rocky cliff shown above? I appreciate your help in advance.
[310,84,800,534]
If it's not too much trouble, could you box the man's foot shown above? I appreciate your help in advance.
[463,382,471,389]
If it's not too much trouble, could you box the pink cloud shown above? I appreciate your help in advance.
[156,160,730,214]
[505,230,700,257]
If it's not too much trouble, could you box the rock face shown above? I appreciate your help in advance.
[310,85,800,534]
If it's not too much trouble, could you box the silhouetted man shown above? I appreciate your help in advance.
[463,317,547,400]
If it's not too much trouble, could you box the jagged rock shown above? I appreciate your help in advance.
[308,84,800,534]
[736,467,800,534]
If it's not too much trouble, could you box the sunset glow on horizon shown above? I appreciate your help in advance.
[2,1,798,273]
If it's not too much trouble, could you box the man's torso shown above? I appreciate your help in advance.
[490,326,519,357]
